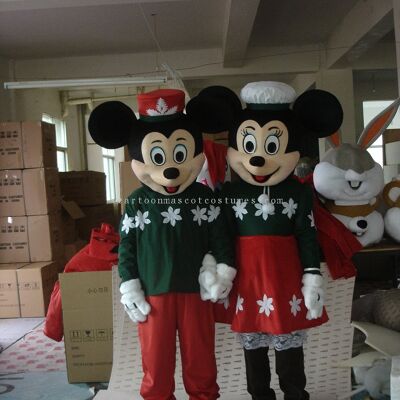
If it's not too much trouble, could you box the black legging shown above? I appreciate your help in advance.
[244,346,309,400]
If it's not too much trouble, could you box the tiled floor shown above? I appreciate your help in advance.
[0,318,106,399]
[0,318,44,352]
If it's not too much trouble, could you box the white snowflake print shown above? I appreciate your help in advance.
[161,207,182,227]
[236,295,244,314]
[191,206,208,226]
[232,200,248,220]
[134,210,151,231]
[257,294,274,317]
[218,297,230,310]
[254,202,275,221]
[121,214,135,234]
[207,205,221,222]
[146,98,178,116]
[289,295,302,316]
[308,211,315,227]
[282,198,298,219]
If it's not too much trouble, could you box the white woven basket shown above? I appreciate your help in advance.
[95,264,355,400]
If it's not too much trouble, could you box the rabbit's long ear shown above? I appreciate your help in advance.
[186,86,242,133]
[358,98,400,149]
[88,101,138,149]
[326,130,342,148]
[293,89,343,138]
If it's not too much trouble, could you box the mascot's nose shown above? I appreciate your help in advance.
[249,156,265,167]
[164,167,180,179]
[357,220,368,229]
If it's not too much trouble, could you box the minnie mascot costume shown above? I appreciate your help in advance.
[187,82,343,400]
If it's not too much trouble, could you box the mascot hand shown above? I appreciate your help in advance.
[301,273,324,320]
[199,254,218,301]
[209,263,237,303]
[120,279,151,323]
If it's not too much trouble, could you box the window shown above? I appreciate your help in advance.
[42,114,68,171]
[362,101,400,166]
[102,148,116,202]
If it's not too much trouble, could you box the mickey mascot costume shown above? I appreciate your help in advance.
[187,82,343,400]
[88,89,236,400]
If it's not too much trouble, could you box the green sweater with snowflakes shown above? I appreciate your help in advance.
[118,182,235,296]
[220,177,320,271]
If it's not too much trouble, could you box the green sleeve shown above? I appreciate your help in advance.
[294,185,320,273]
[118,199,139,283]
[217,183,237,242]
[207,188,236,268]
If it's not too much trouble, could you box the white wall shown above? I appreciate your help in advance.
[0,56,11,121]
[353,74,399,135]
[14,88,62,120]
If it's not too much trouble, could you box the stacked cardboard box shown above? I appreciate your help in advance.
[0,121,63,317]
[59,171,119,241]
[119,161,142,214]
[383,129,400,183]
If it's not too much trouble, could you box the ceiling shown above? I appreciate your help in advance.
[0,0,366,59]
[0,0,397,93]
[0,0,226,58]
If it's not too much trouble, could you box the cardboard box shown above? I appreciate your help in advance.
[23,168,61,215]
[64,240,87,264]
[0,169,25,216]
[0,216,29,263]
[0,122,23,170]
[17,261,58,317]
[59,171,107,206]
[383,129,400,145]
[77,204,117,241]
[119,161,141,213]
[28,213,64,262]
[61,200,85,244]
[22,121,57,169]
[60,271,113,383]
[0,263,29,318]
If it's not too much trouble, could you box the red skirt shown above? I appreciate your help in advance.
[214,235,328,334]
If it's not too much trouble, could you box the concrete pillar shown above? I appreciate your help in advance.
[316,69,356,157]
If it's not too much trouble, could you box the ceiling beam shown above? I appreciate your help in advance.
[0,0,187,12]
[289,74,316,94]
[222,0,260,68]
[324,0,393,69]
[12,45,320,82]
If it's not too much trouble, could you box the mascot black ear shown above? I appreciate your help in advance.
[186,86,242,133]
[293,89,343,138]
[88,101,138,149]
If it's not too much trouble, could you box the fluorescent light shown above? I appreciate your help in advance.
[4,76,167,90]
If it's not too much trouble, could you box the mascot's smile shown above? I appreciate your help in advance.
[251,167,280,183]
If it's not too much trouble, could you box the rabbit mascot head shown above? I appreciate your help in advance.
[314,98,400,247]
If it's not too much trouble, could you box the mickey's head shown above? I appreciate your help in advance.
[187,82,343,187]
[89,89,205,195]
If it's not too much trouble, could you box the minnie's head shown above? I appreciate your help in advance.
[88,89,205,195]
[187,82,343,186]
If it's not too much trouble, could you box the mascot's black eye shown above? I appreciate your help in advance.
[265,135,280,155]
[243,134,257,154]
[150,146,166,166]
[173,144,187,164]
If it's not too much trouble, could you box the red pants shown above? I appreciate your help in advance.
[138,293,219,400]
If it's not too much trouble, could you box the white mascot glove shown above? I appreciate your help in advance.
[120,279,151,323]
[199,254,236,303]
[301,273,324,320]
[199,254,218,301]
